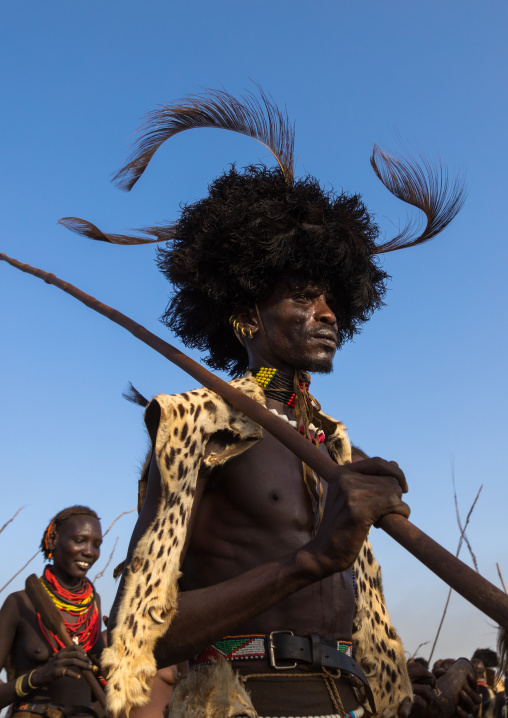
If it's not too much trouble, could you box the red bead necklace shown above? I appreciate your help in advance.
[37,565,99,653]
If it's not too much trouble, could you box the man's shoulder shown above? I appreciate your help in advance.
[144,374,265,442]
[148,374,264,418]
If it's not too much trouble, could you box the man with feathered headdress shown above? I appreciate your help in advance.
[62,88,476,718]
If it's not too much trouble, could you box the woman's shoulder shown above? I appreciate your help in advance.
[0,590,27,632]
[2,589,32,610]
[1,589,24,607]
[1,588,37,618]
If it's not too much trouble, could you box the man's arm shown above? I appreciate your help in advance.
[154,456,410,666]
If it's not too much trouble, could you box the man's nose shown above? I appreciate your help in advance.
[316,297,337,325]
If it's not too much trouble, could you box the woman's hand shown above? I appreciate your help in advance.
[30,645,93,686]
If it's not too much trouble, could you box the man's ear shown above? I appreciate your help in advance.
[234,306,259,337]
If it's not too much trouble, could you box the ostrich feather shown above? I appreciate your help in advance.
[122,382,149,408]
[58,217,177,245]
[498,625,508,676]
[112,85,295,190]
[371,146,467,253]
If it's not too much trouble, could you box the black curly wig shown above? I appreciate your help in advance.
[157,164,388,376]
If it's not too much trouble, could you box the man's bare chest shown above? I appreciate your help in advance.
[187,429,331,560]
[181,428,357,636]
[223,432,313,517]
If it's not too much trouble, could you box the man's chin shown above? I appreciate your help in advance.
[298,356,335,374]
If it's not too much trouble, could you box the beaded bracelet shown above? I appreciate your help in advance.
[15,674,29,698]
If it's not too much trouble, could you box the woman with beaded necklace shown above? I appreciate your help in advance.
[0,506,105,718]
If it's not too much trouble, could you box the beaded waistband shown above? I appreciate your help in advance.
[192,634,353,666]
[11,704,96,718]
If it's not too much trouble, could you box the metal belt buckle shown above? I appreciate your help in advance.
[268,630,297,670]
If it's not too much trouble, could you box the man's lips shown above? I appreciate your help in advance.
[310,331,337,348]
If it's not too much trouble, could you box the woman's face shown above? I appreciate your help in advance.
[51,515,102,585]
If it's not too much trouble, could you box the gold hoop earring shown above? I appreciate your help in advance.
[229,315,254,340]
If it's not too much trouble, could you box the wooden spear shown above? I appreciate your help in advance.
[3,252,508,633]
[25,574,106,707]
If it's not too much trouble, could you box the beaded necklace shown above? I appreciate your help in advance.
[251,366,325,532]
[268,408,325,444]
[38,565,99,653]
[252,366,310,408]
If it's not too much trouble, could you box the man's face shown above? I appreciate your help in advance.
[51,515,102,585]
[251,280,338,373]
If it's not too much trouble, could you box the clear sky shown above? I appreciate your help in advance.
[1,1,507,666]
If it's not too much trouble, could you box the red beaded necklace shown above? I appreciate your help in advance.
[37,565,99,653]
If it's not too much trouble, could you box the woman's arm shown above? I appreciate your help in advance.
[0,592,96,708]
[0,593,22,707]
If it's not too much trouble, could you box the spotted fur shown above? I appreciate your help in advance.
[103,374,411,716]
[322,426,413,717]
[352,542,412,716]
[167,660,258,717]
[103,376,264,716]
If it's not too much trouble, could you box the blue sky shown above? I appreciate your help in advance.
[1,1,507,663]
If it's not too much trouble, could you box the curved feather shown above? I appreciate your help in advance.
[371,146,467,253]
[498,625,508,677]
[122,382,149,407]
[112,85,295,191]
[58,217,176,245]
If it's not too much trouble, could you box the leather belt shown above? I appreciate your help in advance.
[268,631,376,713]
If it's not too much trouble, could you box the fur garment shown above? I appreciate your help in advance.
[167,660,258,717]
[102,374,412,716]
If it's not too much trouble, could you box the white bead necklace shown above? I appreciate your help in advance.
[268,408,325,443]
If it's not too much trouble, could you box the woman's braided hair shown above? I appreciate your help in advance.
[40,505,100,560]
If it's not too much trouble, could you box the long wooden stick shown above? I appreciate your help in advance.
[4,253,508,632]
[25,574,106,707]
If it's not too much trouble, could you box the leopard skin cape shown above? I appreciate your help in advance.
[102,374,412,717]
